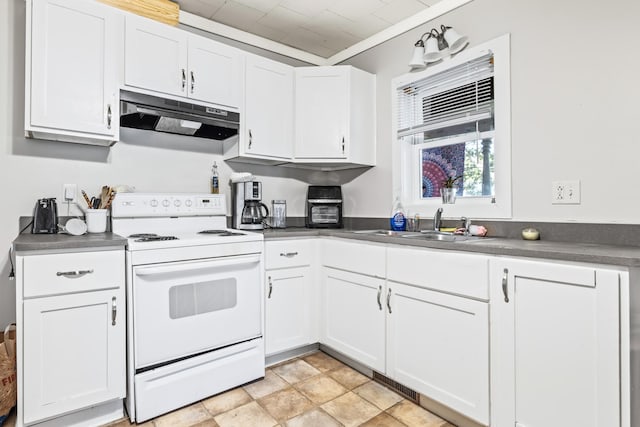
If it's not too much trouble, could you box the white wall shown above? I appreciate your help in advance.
[341,0,640,223]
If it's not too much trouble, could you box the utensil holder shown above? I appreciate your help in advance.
[85,209,108,233]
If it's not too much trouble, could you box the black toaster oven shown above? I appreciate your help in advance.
[305,186,343,228]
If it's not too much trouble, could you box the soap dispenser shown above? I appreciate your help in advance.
[390,197,407,231]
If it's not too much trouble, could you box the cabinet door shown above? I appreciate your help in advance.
[244,56,293,159]
[295,67,348,159]
[265,267,312,355]
[125,15,188,97]
[188,36,243,108]
[491,259,620,427]
[22,289,125,424]
[29,0,119,137]
[321,267,385,372]
[386,282,489,425]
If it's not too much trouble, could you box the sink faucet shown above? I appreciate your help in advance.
[433,208,443,231]
[461,217,471,235]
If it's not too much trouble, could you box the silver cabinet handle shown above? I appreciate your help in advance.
[341,136,345,154]
[377,285,382,310]
[190,70,195,93]
[248,129,252,149]
[112,297,117,326]
[181,68,186,90]
[502,268,509,303]
[386,288,392,313]
[279,252,298,258]
[56,269,94,278]
[106,104,112,129]
[267,276,273,299]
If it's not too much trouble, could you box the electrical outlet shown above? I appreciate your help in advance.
[63,184,77,203]
[551,180,580,204]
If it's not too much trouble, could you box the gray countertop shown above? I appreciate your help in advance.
[13,232,127,252]
[13,227,640,267]
[263,228,640,268]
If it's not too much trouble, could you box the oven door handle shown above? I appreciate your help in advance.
[134,254,261,277]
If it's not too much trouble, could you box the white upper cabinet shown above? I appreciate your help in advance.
[124,16,188,98]
[232,55,294,161]
[124,14,243,108]
[295,67,348,159]
[26,0,121,145]
[188,36,243,108]
[294,66,376,168]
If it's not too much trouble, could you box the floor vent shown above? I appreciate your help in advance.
[372,372,419,403]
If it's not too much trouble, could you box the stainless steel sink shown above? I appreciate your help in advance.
[353,229,417,237]
[352,229,489,242]
[401,230,488,242]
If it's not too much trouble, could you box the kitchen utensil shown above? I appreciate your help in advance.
[81,190,92,208]
[103,191,115,209]
[100,186,110,208]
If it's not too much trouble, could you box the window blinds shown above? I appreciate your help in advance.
[396,52,494,139]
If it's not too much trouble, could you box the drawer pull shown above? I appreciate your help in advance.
[502,268,509,303]
[112,297,117,326]
[279,252,298,258]
[56,269,94,278]
[377,285,382,310]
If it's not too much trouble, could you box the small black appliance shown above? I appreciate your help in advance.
[306,186,343,228]
[32,198,58,234]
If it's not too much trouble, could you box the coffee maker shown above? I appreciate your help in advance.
[231,181,269,230]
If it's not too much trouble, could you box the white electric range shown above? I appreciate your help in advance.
[111,193,265,423]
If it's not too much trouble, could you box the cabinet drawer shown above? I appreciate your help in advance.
[23,250,124,298]
[265,240,313,270]
[322,238,385,278]
[387,247,489,300]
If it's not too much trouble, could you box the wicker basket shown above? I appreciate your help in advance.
[0,324,17,420]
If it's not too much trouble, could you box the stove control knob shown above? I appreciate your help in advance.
[162,199,170,207]
[185,199,193,207]
[150,199,158,207]
[174,200,182,207]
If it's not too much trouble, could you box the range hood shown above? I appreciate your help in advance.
[120,90,239,141]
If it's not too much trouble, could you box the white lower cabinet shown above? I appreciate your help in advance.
[264,240,316,356]
[386,246,490,425]
[17,248,125,426]
[321,267,386,372]
[386,282,489,425]
[23,290,125,424]
[265,267,313,355]
[490,258,623,427]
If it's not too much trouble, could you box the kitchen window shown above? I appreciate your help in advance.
[393,34,511,218]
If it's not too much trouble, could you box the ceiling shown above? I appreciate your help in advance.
[175,0,444,58]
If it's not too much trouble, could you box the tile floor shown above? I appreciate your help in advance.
[105,351,456,427]
[1,351,456,427]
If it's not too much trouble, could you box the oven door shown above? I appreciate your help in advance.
[132,254,262,369]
